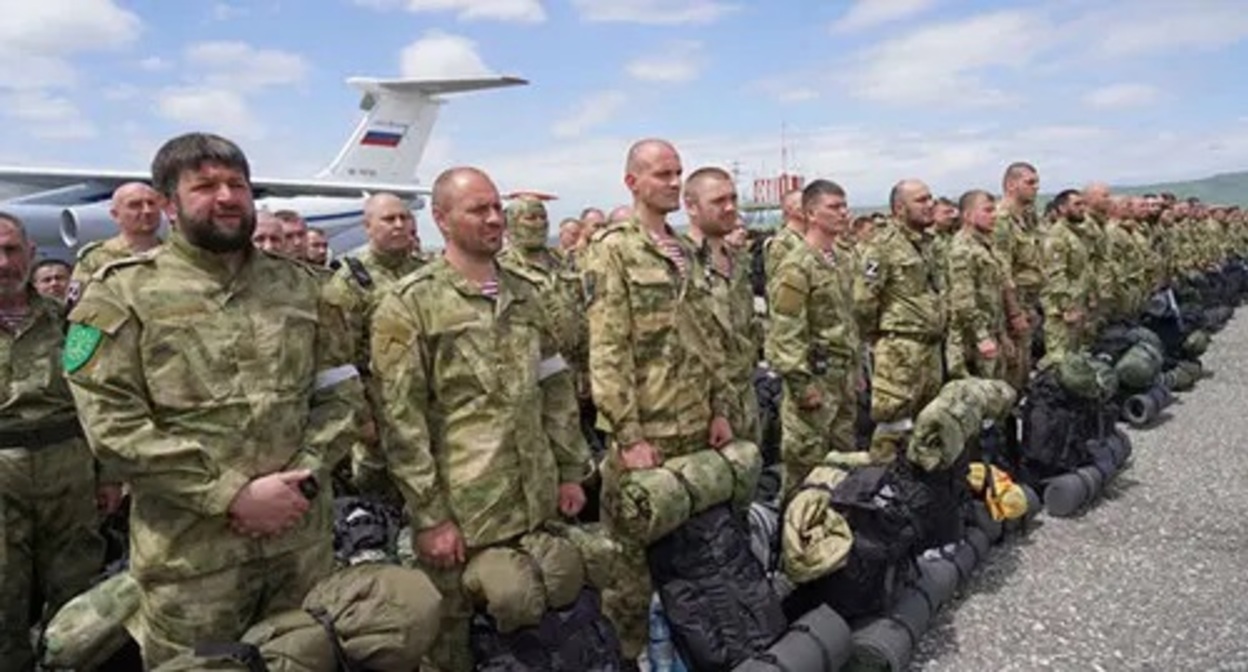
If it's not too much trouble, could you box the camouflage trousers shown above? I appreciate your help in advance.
[0,438,105,672]
[1042,312,1090,369]
[779,371,855,499]
[136,541,332,668]
[945,330,1005,382]
[869,335,943,463]
[599,433,705,661]
[727,378,762,448]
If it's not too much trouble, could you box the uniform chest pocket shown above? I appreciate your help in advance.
[897,257,934,292]
[143,315,237,406]
[627,267,677,342]
[7,340,57,399]
[254,307,318,393]
[431,323,499,407]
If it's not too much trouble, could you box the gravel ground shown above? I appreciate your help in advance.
[910,313,1248,672]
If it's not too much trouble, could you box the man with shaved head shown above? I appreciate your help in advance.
[272,209,310,262]
[324,192,425,499]
[370,167,592,671]
[251,210,286,255]
[853,178,946,464]
[585,138,736,661]
[946,190,1015,381]
[1081,182,1115,331]
[994,161,1043,392]
[68,181,163,305]
[763,188,808,283]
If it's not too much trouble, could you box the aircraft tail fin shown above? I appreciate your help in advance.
[317,75,527,185]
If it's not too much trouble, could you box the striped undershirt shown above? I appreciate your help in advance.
[480,277,499,299]
[822,249,837,266]
[649,231,688,277]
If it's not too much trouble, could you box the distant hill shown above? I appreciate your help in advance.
[1111,170,1248,205]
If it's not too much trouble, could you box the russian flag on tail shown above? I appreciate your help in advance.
[361,129,403,148]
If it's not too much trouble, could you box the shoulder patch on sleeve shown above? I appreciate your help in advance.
[75,240,105,261]
[863,258,881,280]
[62,323,103,373]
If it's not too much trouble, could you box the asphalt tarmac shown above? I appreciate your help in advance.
[911,314,1248,671]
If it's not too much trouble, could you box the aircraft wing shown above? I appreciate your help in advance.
[0,166,427,205]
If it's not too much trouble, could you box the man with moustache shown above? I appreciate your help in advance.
[1040,190,1096,366]
[64,133,365,667]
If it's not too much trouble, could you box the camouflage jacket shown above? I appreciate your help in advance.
[767,241,859,394]
[1,291,78,433]
[325,247,427,373]
[65,232,364,582]
[993,202,1044,302]
[853,220,946,340]
[370,258,589,548]
[696,241,759,394]
[583,218,730,448]
[1104,219,1148,322]
[70,235,161,303]
[946,228,1009,346]
[763,224,804,285]
[1084,214,1114,320]
[497,245,588,376]
[1040,218,1095,316]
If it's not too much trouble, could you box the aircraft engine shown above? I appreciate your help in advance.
[60,205,118,249]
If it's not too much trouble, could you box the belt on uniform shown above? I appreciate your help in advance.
[0,418,86,449]
[878,330,943,344]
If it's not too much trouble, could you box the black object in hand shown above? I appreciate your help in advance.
[298,475,321,500]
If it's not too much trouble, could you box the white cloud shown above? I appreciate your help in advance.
[102,83,141,101]
[184,41,310,91]
[832,0,939,32]
[572,0,738,25]
[400,31,498,79]
[211,2,249,20]
[551,91,628,139]
[356,0,546,23]
[1083,83,1162,110]
[0,0,141,89]
[1084,0,1248,57]
[845,9,1047,106]
[156,87,263,140]
[138,56,171,72]
[625,41,704,83]
[2,90,97,140]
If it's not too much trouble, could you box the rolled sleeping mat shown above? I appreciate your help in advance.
[942,526,991,587]
[731,604,852,672]
[1121,384,1176,428]
[40,571,141,671]
[848,570,961,672]
[914,556,959,608]
[616,440,762,544]
[1043,465,1105,518]
[1002,484,1043,534]
[965,501,1003,544]
[1105,430,1134,470]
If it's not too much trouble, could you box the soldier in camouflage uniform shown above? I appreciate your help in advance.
[930,196,959,289]
[65,133,365,668]
[762,189,807,283]
[685,167,761,444]
[1083,183,1117,332]
[370,167,590,672]
[1039,190,1097,367]
[68,182,163,307]
[1104,198,1149,324]
[0,213,107,670]
[584,139,735,660]
[993,162,1043,391]
[853,179,946,463]
[766,180,860,495]
[324,193,426,497]
[945,190,1014,382]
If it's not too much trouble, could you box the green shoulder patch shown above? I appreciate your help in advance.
[63,323,103,373]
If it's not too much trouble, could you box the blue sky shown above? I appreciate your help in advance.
[2,0,1248,235]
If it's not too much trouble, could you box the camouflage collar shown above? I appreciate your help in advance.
[363,245,415,272]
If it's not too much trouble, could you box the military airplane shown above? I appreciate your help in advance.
[0,74,528,259]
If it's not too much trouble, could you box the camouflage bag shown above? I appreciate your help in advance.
[780,465,854,584]
[1183,329,1211,358]
[41,570,141,670]
[462,530,587,635]
[1056,352,1118,401]
[909,378,1017,472]
[616,440,762,544]
[544,521,624,593]
[1114,341,1164,392]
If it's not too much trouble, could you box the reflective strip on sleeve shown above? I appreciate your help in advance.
[314,364,360,391]
[876,417,914,434]
[537,354,569,381]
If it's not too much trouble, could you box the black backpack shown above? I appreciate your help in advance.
[784,466,925,622]
[470,588,625,672]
